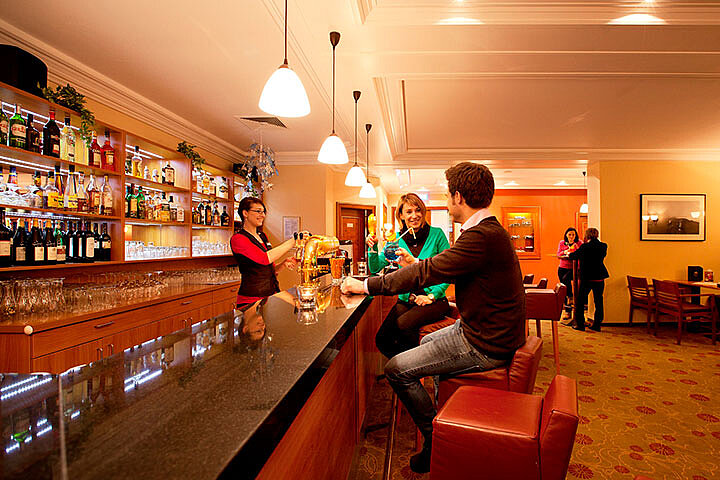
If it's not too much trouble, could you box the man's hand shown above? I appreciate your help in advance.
[341,277,366,295]
[413,295,433,306]
[395,247,418,267]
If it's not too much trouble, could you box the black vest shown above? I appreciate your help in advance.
[233,230,280,298]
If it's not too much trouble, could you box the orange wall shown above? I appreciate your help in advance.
[490,189,586,285]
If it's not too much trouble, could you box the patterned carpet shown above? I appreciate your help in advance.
[348,322,720,480]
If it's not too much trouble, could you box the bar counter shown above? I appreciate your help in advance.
[1,279,380,480]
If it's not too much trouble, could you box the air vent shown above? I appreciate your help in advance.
[235,116,288,129]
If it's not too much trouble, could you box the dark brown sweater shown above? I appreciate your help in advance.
[367,216,526,359]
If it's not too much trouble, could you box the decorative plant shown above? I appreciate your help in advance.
[177,141,206,169]
[40,83,96,144]
[235,143,278,196]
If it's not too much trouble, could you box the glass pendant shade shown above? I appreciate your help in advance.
[359,182,376,198]
[579,203,589,214]
[317,134,349,164]
[259,64,310,117]
[345,165,366,186]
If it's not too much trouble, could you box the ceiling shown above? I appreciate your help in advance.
[2,0,720,193]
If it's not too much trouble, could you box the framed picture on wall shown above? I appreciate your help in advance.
[640,194,706,241]
[282,216,301,241]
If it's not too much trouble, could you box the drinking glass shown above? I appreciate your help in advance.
[0,281,16,317]
[384,241,399,262]
[330,257,345,285]
[356,261,368,277]
[297,283,318,309]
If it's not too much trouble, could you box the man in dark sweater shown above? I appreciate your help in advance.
[342,162,526,473]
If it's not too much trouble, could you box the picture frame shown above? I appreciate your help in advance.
[640,194,706,241]
[282,216,301,241]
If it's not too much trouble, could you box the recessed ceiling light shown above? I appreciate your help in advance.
[608,13,666,25]
[436,17,483,25]
[554,180,569,186]
[504,181,519,186]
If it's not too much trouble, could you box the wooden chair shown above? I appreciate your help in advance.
[627,276,655,334]
[526,284,566,372]
[523,274,535,284]
[652,279,717,345]
[537,278,548,289]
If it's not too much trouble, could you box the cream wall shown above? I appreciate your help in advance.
[327,171,388,236]
[599,160,720,324]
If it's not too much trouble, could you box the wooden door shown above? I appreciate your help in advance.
[337,203,375,274]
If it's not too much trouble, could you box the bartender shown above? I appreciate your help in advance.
[231,197,300,308]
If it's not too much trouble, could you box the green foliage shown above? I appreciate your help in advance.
[39,83,96,144]
[177,141,206,168]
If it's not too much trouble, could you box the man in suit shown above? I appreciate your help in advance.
[342,162,526,473]
[568,227,609,332]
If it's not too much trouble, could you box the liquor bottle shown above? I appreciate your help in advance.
[0,208,11,267]
[54,165,64,209]
[209,177,217,197]
[25,113,41,153]
[27,218,44,265]
[143,165,150,180]
[86,174,101,215]
[221,206,230,227]
[0,101,9,145]
[163,162,175,186]
[67,221,78,262]
[145,192,155,220]
[92,224,101,261]
[60,116,76,162]
[204,201,212,226]
[219,177,229,199]
[81,221,95,263]
[0,166,5,192]
[44,170,60,209]
[43,220,57,265]
[9,104,26,149]
[137,186,146,219]
[7,166,19,194]
[55,221,66,264]
[212,202,220,226]
[101,175,113,216]
[125,185,133,218]
[11,219,27,266]
[88,131,102,168]
[192,203,200,225]
[160,193,170,222]
[176,199,185,222]
[101,130,115,171]
[202,172,210,195]
[77,172,88,213]
[100,223,112,261]
[131,146,142,177]
[42,109,61,157]
[193,168,201,193]
[169,195,177,221]
[30,171,44,207]
[64,165,78,212]
[75,132,87,166]
[153,192,162,221]
[127,184,137,218]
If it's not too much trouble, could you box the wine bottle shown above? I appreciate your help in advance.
[221,206,230,227]
[0,101,9,145]
[204,201,212,226]
[128,184,137,218]
[60,116,76,162]
[25,113,41,153]
[27,218,44,265]
[100,175,113,216]
[100,223,111,261]
[43,220,57,265]
[0,208,12,267]
[81,221,95,263]
[92,223,101,261]
[9,104,26,149]
[67,221,78,262]
[55,221,66,264]
[101,130,115,171]
[89,131,102,168]
[64,165,78,212]
[42,108,61,157]
[11,219,27,266]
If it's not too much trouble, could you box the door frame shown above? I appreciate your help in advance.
[336,203,376,265]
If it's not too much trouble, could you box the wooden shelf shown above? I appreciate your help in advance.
[124,218,188,227]
[191,224,232,230]
[0,203,121,220]
[0,144,121,177]
[191,191,232,202]
[0,260,122,272]
[124,175,190,193]
[124,256,192,263]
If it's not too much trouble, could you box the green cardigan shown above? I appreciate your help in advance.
[368,225,450,303]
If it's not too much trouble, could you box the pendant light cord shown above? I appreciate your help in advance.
[354,98,358,166]
[332,44,336,133]
[366,129,370,176]
[283,0,288,64]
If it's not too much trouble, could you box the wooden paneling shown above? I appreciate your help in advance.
[356,296,383,434]
[257,330,357,480]
[0,334,31,372]
[32,340,101,373]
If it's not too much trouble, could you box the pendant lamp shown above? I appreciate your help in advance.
[345,90,367,186]
[258,0,310,117]
[318,32,349,165]
[359,123,376,198]
[579,171,589,213]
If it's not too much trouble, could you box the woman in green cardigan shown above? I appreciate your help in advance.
[368,193,451,359]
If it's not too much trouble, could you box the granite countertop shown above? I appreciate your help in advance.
[0,280,371,480]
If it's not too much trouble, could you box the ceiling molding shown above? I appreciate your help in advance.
[373,76,407,157]
[0,19,250,169]
[355,0,379,24]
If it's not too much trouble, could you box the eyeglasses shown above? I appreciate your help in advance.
[249,209,266,215]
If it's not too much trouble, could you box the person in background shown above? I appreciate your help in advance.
[342,163,525,473]
[557,227,582,316]
[367,193,451,359]
[569,227,609,332]
[231,197,299,308]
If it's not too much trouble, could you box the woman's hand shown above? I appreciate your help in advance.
[283,257,298,271]
[396,247,418,267]
[413,295,433,306]
[366,234,378,249]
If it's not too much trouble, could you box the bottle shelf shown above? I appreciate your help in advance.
[123,175,189,194]
[191,191,232,202]
[0,144,121,178]
[191,224,232,230]
[124,218,188,227]
[0,203,121,221]
[0,260,123,272]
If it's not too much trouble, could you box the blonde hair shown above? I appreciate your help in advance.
[396,193,427,225]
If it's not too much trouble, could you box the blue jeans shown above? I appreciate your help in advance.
[384,319,508,444]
